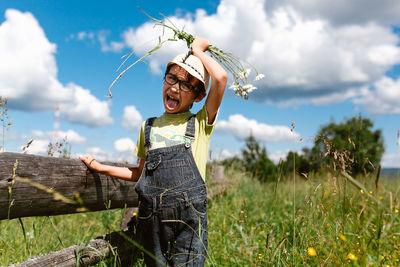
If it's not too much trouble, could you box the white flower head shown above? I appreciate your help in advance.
[238,68,251,80]
[229,82,240,90]
[255,73,265,81]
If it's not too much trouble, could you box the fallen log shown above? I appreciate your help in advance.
[8,228,141,267]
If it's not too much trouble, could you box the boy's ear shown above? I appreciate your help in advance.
[194,92,207,103]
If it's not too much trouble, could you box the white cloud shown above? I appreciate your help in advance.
[210,148,240,161]
[70,30,124,52]
[30,129,86,144]
[354,76,400,115]
[381,153,400,168]
[268,149,290,164]
[22,139,48,154]
[398,130,400,146]
[267,0,400,25]
[60,83,113,127]
[121,105,143,131]
[86,146,111,162]
[0,9,113,127]
[111,0,400,111]
[216,114,300,142]
[114,137,135,153]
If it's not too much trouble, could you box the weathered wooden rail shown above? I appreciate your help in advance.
[0,152,138,220]
[0,152,140,266]
[0,152,227,266]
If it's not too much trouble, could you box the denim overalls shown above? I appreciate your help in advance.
[135,115,208,267]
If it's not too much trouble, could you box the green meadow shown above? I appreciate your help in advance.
[1,165,399,266]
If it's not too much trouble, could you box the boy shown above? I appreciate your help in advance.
[80,37,227,266]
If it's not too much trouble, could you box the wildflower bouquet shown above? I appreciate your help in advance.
[109,9,264,99]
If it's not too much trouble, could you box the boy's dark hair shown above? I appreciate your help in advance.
[164,64,206,98]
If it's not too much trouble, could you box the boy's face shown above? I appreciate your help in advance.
[163,64,204,114]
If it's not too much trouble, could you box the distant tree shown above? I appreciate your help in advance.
[310,115,384,176]
[242,135,277,182]
[281,150,311,176]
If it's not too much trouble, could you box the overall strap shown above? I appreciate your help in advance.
[144,117,156,149]
[184,115,196,139]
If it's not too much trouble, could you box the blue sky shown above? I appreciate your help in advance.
[0,0,399,167]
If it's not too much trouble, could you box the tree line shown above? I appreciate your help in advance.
[222,115,385,182]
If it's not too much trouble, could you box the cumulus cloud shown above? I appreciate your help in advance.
[22,139,49,154]
[0,9,113,127]
[69,30,125,52]
[216,114,300,142]
[121,105,143,131]
[381,153,400,168]
[31,129,87,144]
[354,76,400,115]
[86,147,111,162]
[22,129,86,155]
[267,0,400,25]
[114,137,135,153]
[268,149,291,164]
[102,0,400,112]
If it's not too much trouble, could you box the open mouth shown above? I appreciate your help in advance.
[166,94,179,110]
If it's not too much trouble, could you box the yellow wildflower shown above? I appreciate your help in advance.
[395,209,399,213]
[348,253,357,261]
[340,234,346,241]
[133,212,138,216]
[379,196,383,200]
[308,247,317,257]
[360,189,364,194]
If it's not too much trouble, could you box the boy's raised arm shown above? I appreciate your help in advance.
[191,37,228,124]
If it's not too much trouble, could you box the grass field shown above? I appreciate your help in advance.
[1,165,399,266]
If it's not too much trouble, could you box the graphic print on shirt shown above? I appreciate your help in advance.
[149,127,191,150]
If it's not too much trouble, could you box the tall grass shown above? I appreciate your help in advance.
[1,166,399,266]
[0,210,125,265]
[206,166,400,266]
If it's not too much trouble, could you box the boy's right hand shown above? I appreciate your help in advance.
[80,154,102,172]
[191,37,210,53]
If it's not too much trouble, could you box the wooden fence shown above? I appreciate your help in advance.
[0,152,226,266]
[0,152,140,266]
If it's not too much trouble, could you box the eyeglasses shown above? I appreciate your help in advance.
[164,73,194,92]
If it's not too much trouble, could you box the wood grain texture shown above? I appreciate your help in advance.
[0,152,138,220]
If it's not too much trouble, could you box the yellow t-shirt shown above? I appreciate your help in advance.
[134,106,216,180]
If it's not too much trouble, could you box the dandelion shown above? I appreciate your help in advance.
[348,253,357,261]
[360,189,364,194]
[395,209,399,213]
[379,196,383,200]
[340,234,346,241]
[308,247,317,257]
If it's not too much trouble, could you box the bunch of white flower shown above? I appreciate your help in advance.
[229,69,264,99]
[110,8,265,100]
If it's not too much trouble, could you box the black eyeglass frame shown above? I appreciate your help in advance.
[164,73,195,92]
